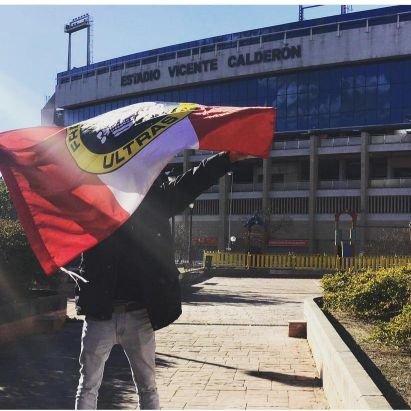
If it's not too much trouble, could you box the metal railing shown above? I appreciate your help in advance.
[203,251,411,271]
[370,134,411,145]
[370,178,411,188]
[319,136,361,147]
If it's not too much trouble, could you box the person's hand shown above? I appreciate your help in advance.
[228,151,248,163]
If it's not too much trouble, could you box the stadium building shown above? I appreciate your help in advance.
[42,5,411,257]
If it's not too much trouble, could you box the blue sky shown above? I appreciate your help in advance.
[0,4,384,132]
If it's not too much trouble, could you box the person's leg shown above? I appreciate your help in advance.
[75,317,116,410]
[119,309,159,410]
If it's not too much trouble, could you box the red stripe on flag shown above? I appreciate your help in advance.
[0,128,129,275]
[189,106,275,157]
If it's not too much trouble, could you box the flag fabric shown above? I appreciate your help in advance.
[0,102,275,275]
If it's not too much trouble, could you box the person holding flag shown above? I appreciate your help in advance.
[0,101,275,409]
[75,150,246,410]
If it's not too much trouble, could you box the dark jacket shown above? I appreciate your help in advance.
[75,152,233,330]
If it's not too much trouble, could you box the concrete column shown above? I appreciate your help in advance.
[360,132,370,253]
[308,135,319,254]
[218,173,230,250]
[262,158,271,216]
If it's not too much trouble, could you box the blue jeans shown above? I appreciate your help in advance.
[75,309,159,410]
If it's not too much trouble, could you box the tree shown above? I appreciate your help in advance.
[365,227,410,256]
[0,178,17,220]
[173,222,189,263]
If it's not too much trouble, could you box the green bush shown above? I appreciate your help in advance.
[322,265,411,320]
[372,303,411,349]
[0,178,17,220]
[0,219,56,301]
[0,181,63,302]
[322,265,411,349]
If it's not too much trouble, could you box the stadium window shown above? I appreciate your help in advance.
[329,113,341,128]
[194,87,204,104]
[340,68,355,89]
[365,86,378,110]
[354,109,367,124]
[365,65,378,87]
[267,76,277,99]
[329,90,341,113]
[355,71,366,88]
[286,116,297,130]
[378,83,390,98]
[298,73,309,94]
[365,110,377,124]
[275,94,287,116]
[318,114,330,129]
[256,78,267,105]
[203,86,212,104]
[277,77,287,96]
[246,79,257,100]
[179,89,188,103]
[309,99,319,115]
[276,117,286,131]
[377,108,390,123]
[220,83,231,106]
[318,91,330,114]
[170,90,179,103]
[297,115,309,130]
[339,112,354,127]
[354,87,366,111]
[318,69,337,90]
[287,77,298,95]
[286,94,297,117]
[378,64,390,85]
[297,93,309,116]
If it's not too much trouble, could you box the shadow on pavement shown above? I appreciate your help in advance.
[0,321,140,409]
[182,284,300,306]
[245,370,322,387]
[0,276,307,409]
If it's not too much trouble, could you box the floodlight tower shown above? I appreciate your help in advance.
[64,14,92,71]
[298,5,321,21]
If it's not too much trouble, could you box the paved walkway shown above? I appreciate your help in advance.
[0,274,328,409]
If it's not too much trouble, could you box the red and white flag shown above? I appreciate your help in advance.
[0,102,275,275]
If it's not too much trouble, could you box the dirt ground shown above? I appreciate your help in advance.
[329,311,411,410]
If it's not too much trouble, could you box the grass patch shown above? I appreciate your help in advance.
[321,265,411,409]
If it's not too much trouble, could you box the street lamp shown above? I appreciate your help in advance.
[226,171,234,251]
[188,202,194,265]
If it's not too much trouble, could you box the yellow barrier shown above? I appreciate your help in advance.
[203,251,411,271]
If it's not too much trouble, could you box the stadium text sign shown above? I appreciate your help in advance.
[121,45,302,87]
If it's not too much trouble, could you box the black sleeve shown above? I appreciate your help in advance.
[160,152,233,217]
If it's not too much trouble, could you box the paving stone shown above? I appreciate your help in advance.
[154,277,328,409]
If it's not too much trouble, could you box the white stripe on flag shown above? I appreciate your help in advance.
[99,117,199,215]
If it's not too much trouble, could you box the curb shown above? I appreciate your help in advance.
[304,297,392,410]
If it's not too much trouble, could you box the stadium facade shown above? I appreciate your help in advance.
[43,5,411,257]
